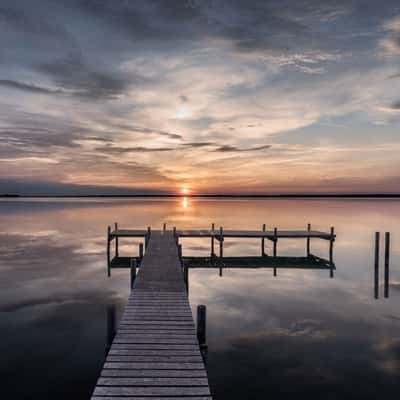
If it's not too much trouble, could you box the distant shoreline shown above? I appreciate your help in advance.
[1,194,400,199]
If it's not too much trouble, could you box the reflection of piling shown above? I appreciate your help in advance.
[106,305,116,355]
[329,227,335,265]
[114,222,119,257]
[261,224,266,256]
[384,232,390,298]
[211,223,215,257]
[130,258,137,290]
[273,227,277,257]
[219,227,224,258]
[306,223,311,257]
[163,223,166,232]
[107,226,111,277]
[273,266,277,276]
[374,232,380,299]
[219,266,223,277]
[197,305,208,364]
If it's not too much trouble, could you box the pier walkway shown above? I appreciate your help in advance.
[92,231,212,399]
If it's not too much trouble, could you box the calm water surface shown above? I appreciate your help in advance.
[1,198,399,399]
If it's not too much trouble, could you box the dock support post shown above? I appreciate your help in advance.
[374,232,380,299]
[178,243,182,260]
[107,226,111,277]
[183,260,189,294]
[262,224,266,256]
[139,243,144,260]
[384,232,390,298]
[306,223,311,257]
[106,305,116,355]
[130,258,137,290]
[197,305,207,347]
[173,226,176,239]
[145,227,151,248]
[163,222,166,232]
[329,227,334,265]
[219,226,224,259]
[114,222,119,258]
[211,223,215,257]
[273,227,277,257]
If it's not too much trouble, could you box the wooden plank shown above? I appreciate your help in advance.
[101,369,207,378]
[108,349,201,356]
[106,355,203,362]
[104,362,205,370]
[111,344,200,350]
[97,377,208,386]
[93,397,211,400]
[93,386,210,396]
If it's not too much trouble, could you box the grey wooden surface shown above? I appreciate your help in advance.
[92,231,211,399]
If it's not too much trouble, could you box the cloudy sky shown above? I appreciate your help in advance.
[1,0,400,194]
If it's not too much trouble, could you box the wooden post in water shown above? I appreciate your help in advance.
[197,305,207,347]
[306,223,311,257]
[261,224,266,256]
[329,227,335,265]
[139,243,144,260]
[107,226,111,277]
[273,227,277,257]
[183,262,189,294]
[130,258,137,290]
[173,226,176,239]
[163,222,166,232]
[384,232,390,298]
[219,226,224,258]
[178,243,182,260]
[114,222,119,258]
[211,223,215,257]
[374,232,380,299]
[145,226,151,248]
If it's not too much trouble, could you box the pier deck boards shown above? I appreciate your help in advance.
[110,229,334,240]
[93,231,211,399]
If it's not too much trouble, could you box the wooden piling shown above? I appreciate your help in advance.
[183,263,189,294]
[273,227,277,257]
[219,226,224,258]
[211,223,215,257]
[197,305,207,347]
[306,223,311,257]
[374,232,380,299]
[262,224,266,256]
[329,227,334,265]
[114,222,119,258]
[173,226,176,238]
[145,226,151,248]
[139,243,144,259]
[384,232,390,298]
[178,243,182,260]
[130,258,136,289]
[163,222,166,232]
[107,226,111,277]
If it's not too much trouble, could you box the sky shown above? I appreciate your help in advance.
[1,0,400,195]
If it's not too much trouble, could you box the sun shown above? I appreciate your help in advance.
[181,187,189,194]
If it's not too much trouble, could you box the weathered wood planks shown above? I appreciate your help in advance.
[92,231,212,399]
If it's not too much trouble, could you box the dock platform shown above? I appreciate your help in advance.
[92,231,212,399]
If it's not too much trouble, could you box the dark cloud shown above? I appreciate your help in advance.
[114,124,183,140]
[36,54,133,99]
[95,145,176,154]
[390,100,400,109]
[214,144,272,152]
[0,79,66,95]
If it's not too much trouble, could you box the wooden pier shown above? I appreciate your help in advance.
[96,224,336,398]
[93,230,212,399]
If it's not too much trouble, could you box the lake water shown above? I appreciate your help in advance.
[1,198,399,399]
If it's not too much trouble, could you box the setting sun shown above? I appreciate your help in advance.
[181,187,189,194]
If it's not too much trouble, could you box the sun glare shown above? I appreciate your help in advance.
[181,187,189,194]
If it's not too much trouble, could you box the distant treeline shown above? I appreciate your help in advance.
[1,193,400,198]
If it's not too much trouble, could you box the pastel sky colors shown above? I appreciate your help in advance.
[1,0,400,194]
